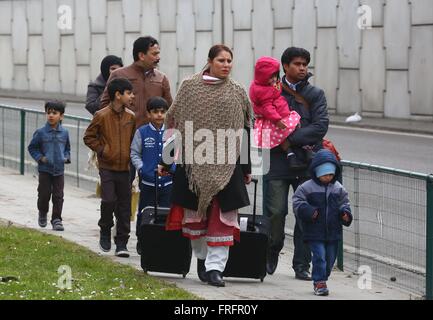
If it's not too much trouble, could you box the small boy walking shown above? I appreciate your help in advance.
[83,78,136,257]
[130,97,173,254]
[28,101,71,231]
[293,149,352,296]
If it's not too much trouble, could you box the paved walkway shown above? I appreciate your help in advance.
[0,166,417,300]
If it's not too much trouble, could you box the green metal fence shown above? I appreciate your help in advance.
[280,160,433,299]
[1,104,433,299]
[339,161,433,299]
[0,104,98,190]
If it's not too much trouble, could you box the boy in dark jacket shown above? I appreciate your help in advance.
[85,55,123,115]
[293,149,352,296]
[130,97,174,254]
[28,101,71,231]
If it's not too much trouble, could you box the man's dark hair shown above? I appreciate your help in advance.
[281,47,311,66]
[147,96,169,112]
[107,78,133,101]
[133,36,159,61]
[44,100,66,114]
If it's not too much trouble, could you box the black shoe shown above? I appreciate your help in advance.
[51,219,64,231]
[99,231,111,252]
[266,251,279,275]
[115,245,130,258]
[197,259,208,283]
[207,270,225,287]
[295,270,312,281]
[38,212,47,228]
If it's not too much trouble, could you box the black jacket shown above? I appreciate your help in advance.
[171,162,250,213]
[265,73,329,180]
[85,74,106,115]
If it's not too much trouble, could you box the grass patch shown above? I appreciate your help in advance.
[0,224,199,300]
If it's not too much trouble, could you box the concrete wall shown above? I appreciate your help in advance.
[0,0,432,119]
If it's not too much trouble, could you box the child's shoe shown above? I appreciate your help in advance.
[51,219,64,231]
[38,212,47,228]
[99,231,111,252]
[314,282,329,296]
[115,244,130,258]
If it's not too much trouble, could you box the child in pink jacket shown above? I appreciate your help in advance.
[250,56,300,157]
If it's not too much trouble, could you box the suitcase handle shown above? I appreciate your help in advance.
[154,168,159,219]
[251,178,258,227]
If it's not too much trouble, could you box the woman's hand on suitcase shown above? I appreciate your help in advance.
[244,174,252,185]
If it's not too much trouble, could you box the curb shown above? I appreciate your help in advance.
[330,120,433,136]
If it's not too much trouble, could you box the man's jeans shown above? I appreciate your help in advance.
[309,241,339,283]
[263,178,311,272]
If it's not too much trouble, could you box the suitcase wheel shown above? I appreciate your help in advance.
[260,278,264,282]
[182,273,187,278]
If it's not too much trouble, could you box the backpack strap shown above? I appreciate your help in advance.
[281,82,310,110]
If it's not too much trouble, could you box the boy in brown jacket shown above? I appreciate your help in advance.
[84,78,136,257]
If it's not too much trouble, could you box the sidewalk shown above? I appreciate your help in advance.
[0,166,417,300]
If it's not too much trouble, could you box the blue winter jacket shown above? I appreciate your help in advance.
[28,122,71,176]
[293,149,352,241]
[130,123,174,188]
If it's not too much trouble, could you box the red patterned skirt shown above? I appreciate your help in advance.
[166,198,240,247]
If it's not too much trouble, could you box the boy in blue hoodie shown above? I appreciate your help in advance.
[130,97,174,254]
[293,149,352,296]
[28,101,71,231]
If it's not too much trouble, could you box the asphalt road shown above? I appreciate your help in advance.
[3,96,432,174]
[328,126,433,175]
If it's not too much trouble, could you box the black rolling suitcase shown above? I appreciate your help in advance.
[138,170,192,277]
[223,178,270,282]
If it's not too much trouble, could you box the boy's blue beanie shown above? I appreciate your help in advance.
[315,162,336,178]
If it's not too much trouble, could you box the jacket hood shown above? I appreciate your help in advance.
[309,149,340,184]
[254,56,281,85]
[100,55,123,81]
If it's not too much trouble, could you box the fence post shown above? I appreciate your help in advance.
[337,164,344,271]
[20,110,26,175]
[426,176,433,300]
[76,120,80,188]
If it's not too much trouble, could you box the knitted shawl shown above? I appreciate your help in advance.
[165,71,251,217]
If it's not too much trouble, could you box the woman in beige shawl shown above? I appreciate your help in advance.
[162,44,252,287]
